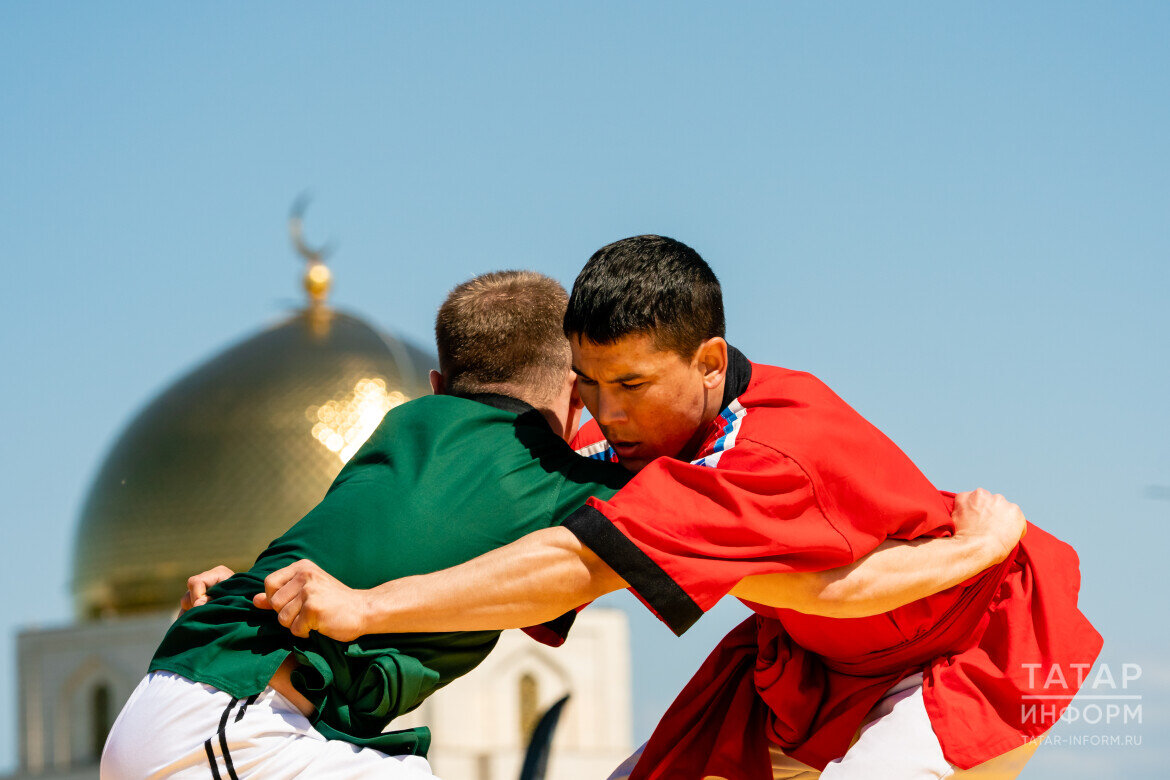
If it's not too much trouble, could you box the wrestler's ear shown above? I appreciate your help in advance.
[563,371,585,442]
[695,337,728,391]
[429,370,446,396]
[568,371,584,411]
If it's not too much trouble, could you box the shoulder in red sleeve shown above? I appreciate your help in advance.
[564,439,861,635]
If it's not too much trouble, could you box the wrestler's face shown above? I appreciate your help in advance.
[571,333,728,472]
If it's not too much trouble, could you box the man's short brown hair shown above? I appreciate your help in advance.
[435,270,571,405]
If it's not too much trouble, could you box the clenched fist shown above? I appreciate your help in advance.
[253,559,370,642]
[951,488,1027,565]
[179,565,235,613]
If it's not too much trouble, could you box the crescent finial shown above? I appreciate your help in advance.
[289,194,334,306]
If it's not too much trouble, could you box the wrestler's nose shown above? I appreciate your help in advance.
[594,387,627,427]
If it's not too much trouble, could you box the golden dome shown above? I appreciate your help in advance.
[71,308,435,619]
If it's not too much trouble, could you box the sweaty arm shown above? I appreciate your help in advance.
[255,488,1024,641]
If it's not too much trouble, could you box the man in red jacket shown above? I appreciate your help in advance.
[259,236,1101,778]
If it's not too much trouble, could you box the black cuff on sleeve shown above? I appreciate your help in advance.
[563,505,702,636]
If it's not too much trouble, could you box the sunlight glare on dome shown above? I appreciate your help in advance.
[307,378,410,463]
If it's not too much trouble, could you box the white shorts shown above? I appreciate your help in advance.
[101,671,437,779]
[609,675,1041,780]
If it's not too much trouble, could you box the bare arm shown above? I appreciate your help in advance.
[255,526,627,640]
[729,488,1025,617]
[257,488,1024,641]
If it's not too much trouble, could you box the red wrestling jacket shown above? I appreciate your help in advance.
[562,347,1101,776]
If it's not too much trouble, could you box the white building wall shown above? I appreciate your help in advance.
[15,614,173,777]
[6,609,631,780]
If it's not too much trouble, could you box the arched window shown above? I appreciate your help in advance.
[91,683,113,762]
[518,672,539,742]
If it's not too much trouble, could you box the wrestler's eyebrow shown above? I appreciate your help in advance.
[572,366,646,383]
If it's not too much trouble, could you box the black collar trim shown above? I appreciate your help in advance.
[721,345,752,409]
[456,392,539,417]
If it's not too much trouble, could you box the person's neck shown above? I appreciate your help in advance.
[535,404,570,441]
[455,384,570,441]
[678,373,727,462]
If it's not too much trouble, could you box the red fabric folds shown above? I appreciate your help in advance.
[631,527,1101,777]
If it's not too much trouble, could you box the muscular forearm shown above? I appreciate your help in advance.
[730,533,1001,618]
[357,526,628,633]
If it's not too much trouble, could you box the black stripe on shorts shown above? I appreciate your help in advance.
[205,696,240,780]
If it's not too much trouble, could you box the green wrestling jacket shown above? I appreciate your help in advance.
[149,392,629,756]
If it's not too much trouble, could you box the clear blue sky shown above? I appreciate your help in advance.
[2,3,1167,776]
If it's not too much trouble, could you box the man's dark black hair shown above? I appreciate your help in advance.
[564,235,725,357]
